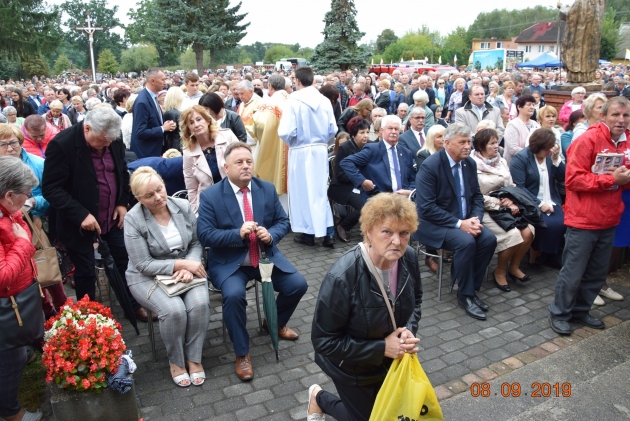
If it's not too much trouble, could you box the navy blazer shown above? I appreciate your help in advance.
[197,177,296,287]
[339,140,416,201]
[509,148,566,206]
[127,156,186,196]
[415,149,484,248]
[398,129,428,171]
[131,88,164,159]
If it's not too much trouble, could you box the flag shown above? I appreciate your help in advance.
[626,49,630,60]
[454,55,458,64]
[400,57,403,63]
[371,58,374,66]
[438,56,442,65]
[380,58,384,65]
[390,60,393,65]
[424,56,428,62]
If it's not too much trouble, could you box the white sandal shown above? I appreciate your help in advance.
[190,371,206,386]
[172,372,191,387]
[307,384,326,421]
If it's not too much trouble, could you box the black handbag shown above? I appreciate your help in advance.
[0,281,45,351]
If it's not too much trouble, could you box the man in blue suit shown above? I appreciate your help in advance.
[130,68,177,159]
[197,143,307,381]
[398,107,427,171]
[415,123,496,321]
[339,115,416,201]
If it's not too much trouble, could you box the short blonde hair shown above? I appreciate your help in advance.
[126,94,138,113]
[582,93,607,119]
[130,166,164,197]
[422,125,445,154]
[179,105,219,150]
[164,87,184,112]
[476,120,497,132]
[359,193,418,243]
[49,100,64,110]
[454,78,466,89]
[536,105,558,123]
[378,80,391,89]
[162,148,182,158]
[0,123,23,144]
[71,96,84,104]
[502,81,515,90]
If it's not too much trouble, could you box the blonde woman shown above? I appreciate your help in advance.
[181,105,239,214]
[164,87,185,151]
[68,96,87,125]
[121,94,138,149]
[446,77,466,122]
[487,81,500,104]
[124,166,209,388]
[493,81,517,121]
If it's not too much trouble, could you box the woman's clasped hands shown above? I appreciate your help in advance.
[384,327,420,359]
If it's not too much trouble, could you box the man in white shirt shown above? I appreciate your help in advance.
[180,72,202,110]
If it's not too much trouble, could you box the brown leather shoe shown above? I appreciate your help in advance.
[235,354,253,381]
[262,319,299,340]
[425,257,439,274]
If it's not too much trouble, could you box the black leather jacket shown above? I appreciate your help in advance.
[311,245,422,386]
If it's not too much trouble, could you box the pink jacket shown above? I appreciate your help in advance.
[183,128,239,214]
[559,100,584,124]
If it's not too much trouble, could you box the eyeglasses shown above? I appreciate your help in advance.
[20,191,33,199]
[410,116,426,120]
[0,140,20,150]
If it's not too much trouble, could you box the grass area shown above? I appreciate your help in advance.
[19,353,47,412]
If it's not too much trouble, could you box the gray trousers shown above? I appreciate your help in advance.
[130,281,210,368]
[549,226,615,321]
[0,346,27,417]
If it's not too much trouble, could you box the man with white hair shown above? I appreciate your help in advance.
[368,107,386,141]
[278,67,337,247]
[42,106,150,321]
[253,74,290,205]
[236,79,262,149]
[396,102,409,123]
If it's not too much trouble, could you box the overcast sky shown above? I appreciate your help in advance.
[50,0,561,48]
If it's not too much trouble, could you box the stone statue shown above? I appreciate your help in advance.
[560,0,606,84]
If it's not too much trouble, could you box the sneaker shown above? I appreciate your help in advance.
[593,295,605,306]
[599,287,623,301]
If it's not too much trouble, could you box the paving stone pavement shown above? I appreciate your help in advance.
[92,234,630,421]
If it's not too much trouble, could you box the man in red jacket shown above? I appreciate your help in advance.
[549,97,630,335]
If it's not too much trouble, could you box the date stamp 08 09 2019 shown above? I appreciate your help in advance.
[470,382,572,398]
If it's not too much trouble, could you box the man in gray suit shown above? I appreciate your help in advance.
[398,107,427,171]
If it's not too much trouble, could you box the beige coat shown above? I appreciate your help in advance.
[183,128,239,214]
[503,118,540,165]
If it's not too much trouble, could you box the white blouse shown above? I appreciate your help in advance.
[536,159,555,208]
[158,219,184,251]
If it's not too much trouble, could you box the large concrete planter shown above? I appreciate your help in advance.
[49,377,139,421]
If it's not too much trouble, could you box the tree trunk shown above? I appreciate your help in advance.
[194,42,204,75]
[209,49,215,72]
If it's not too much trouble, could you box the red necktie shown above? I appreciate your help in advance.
[241,187,259,267]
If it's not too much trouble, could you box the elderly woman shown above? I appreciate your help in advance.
[199,92,248,143]
[492,81,517,121]
[510,128,566,269]
[434,78,450,108]
[121,94,138,150]
[45,100,71,131]
[446,77,466,123]
[67,96,86,125]
[406,90,435,129]
[308,193,422,421]
[486,81,500,104]
[503,95,540,165]
[328,116,370,243]
[0,156,43,421]
[558,86,586,124]
[163,87,185,152]
[9,89,35,119]
[337,98,374,134]
[571,92,607,141]
[473,129,534,291]
[182,105,239,214]
[124,166,209,387]
[2,106,24,127]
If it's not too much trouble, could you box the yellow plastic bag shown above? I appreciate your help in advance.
[369,353,444,421]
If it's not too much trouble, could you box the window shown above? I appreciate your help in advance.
[538,45,545,52]
[496,42,503,49]
[525,45,532,53]
[549,45,555,52]
[480,42,490,49]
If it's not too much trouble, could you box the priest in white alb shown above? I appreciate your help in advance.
[278,66,337,247]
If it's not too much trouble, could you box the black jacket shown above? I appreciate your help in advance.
[328,138,360,204]
[336,108,358,134]
[311,245,423,386]
[42,123,130,250]
[488,186,547,231]
[163,108,182,151]
[220,109,248,143]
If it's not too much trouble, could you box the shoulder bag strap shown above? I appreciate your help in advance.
[21,209,43,248]
[359,242,397,329]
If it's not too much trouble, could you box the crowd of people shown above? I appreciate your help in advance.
[1,62,629,421]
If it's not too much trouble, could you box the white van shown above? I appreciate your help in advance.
[274,61,292,72]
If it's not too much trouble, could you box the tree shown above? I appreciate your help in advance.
[120,44,159,72]
[296,47,315,61]
[311,0,370,72]
[264,45,295,63]
[0,0,60,59]
[54,54,72,75]
[98,49,119,75]
[382,30,433,63]
[21,55,50,78]
[152,0,249,73]
[441,27,469,65]
[376,29,398,54]
[127,0,179,67]
[61,0,127,69]
[601,7,621,60]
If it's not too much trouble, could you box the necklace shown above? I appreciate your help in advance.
[154,213,170,226]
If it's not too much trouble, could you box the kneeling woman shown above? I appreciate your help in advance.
[308,193,422,421]
[124,167,210,387]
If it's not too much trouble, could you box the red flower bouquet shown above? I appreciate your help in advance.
[43,295,126,392]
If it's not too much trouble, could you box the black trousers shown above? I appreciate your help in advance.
[0,346,27,418]
[338,192,364,231]
[66,225,140,310]
[316,379,383,421]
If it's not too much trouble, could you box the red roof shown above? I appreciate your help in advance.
[514,22,559,44]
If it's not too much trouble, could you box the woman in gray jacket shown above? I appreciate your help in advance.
[124,166,210,388]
